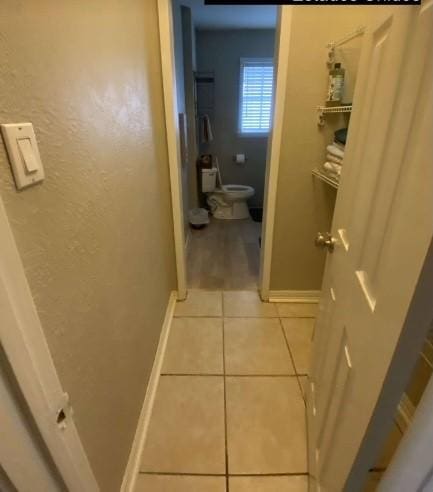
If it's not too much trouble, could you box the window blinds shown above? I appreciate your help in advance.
[239,59,274,134]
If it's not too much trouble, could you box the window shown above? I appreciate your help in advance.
[239,58,274,135]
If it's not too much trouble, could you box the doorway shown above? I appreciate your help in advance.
[170,1,278,291]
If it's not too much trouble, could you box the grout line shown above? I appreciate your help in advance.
[160,373,299,378]
[138,471,309,477]
[139,471,225,477]
[225,374,298,378]
[222,295,230,492]
[229,472,309,477]
[173,315,315,319]
[174,314,316,319]
[278,317,306,405]
[173,315,226,319]
[160,373,223,377]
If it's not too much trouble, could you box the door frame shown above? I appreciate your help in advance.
[157,0,291,299]
[158,0,188,300]
[259,6,292,300]
[0,195,99,490]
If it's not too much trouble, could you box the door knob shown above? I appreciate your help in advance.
[315,232,336,252]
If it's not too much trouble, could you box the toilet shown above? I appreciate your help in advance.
[202,168,255,220]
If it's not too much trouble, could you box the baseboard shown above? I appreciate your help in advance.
[120,290,177,492]
[268,290,321,303]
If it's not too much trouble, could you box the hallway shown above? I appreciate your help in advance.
[135,290,316,491]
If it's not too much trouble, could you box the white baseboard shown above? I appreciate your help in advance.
[268,290,321,303]
[120,290,177,492]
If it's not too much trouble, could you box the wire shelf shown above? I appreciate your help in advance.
[312,168,339,189]
[317,105,352,126]
[327,27,365,49]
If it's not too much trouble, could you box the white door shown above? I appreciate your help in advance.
[0,350,64,491]
[308,5,433,492]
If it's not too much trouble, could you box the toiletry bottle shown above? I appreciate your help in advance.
[327,63,345,102]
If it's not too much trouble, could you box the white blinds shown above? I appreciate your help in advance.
[239,58,274,134]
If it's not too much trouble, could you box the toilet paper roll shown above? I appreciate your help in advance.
[235,154,246,164]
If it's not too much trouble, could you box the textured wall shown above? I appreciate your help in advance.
[270,7,370,291]
[196,29,275,208]
[0,1,176,490]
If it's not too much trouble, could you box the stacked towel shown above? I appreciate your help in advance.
[323,162,341,176]
[322,130,345,181]
[327,153,342,164]
[326,144,344,159]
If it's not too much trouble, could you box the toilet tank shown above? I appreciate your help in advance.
[201,167,217,192]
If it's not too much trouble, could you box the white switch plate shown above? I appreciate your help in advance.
[1,123,44,190]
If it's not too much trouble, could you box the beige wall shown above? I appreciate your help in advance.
[270,6,370,291]
[0,1,176,491]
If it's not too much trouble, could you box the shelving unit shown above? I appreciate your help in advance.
[317,105,352,126]
[312,168,339,189]
[313,27,363,188]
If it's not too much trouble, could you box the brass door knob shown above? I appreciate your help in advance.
[315,232,336,253]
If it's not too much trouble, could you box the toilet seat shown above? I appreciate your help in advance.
[213,184,254,202]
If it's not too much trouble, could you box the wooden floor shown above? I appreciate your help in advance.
[186,218,262,290]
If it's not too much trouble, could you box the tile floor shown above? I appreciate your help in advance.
[136,290,315,491]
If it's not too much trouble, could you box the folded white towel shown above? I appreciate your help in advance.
[327,144,344,159]
[333,141,345,151]
[326,153,343,164]
[323,161,342,176]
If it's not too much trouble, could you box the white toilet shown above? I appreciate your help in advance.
[202,168,255,220]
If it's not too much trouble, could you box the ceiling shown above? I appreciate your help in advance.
[176,1,277,30]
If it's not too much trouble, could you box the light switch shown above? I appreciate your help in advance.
[1,123,45,190]
[18,138,39,174]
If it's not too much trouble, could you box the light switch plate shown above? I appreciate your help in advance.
[1,123,45,190]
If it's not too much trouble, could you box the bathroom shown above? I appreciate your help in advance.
[172,1,277,289]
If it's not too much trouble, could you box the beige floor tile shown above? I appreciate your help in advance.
[135,474,226,492]
[230,475,308,492]
[282,319,315,375]
[276,303,318,318]
[175,290,222,317]
[140,376,225,474]
[162,318,223,374]
[226,376,307,474]
[224,318,295,375]
[223,291,278,318]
